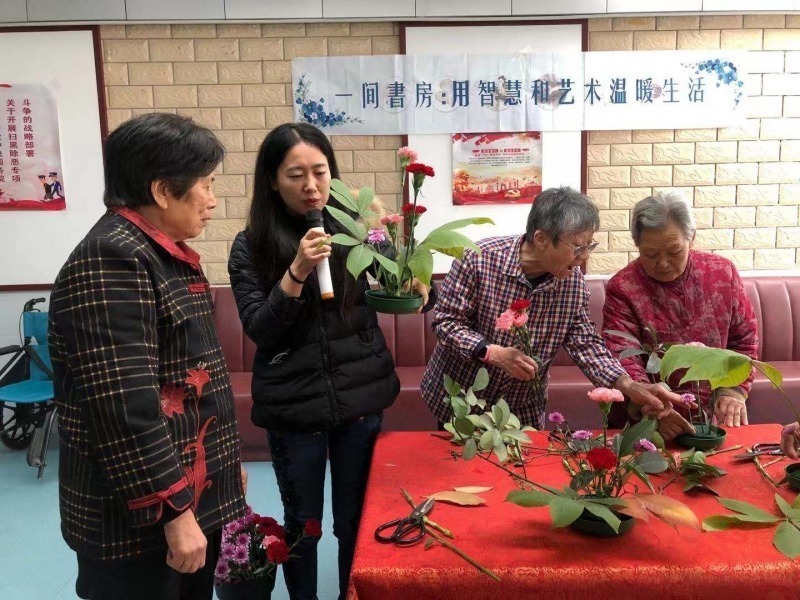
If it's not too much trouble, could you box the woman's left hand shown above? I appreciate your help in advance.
[714,395,748,427]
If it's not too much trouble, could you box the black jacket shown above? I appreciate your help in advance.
[228,230,400,432]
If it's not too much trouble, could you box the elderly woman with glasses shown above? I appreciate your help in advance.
[602,191,758,440]
[422,186,679,429]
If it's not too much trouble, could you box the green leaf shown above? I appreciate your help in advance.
[636,451,669,474]
[491,429,502,448]
[366,247,399,276]
[453,400,469,420]
[418,229,480,260]
[659,345,754,390]
[603,329,643,347]
[326,204,367,241]
[569,470,594,491]
[345,244,374,280]
[496,398,511,429]
[454,416,475,437]
[463,438,477,460]
[619,419,657,457]
[754,360,784,388]
[702,516,744,531]
[491,405,504,430]
[406,246,434,286]
[506,489,553,508]
[583,503,621,533]
[328,233,361,246]
[443,375,460,397]
[629,464,656,493]
[645,352,661,375]
[356,186,375,215]
[478,430,494,450]
[493,442,508,463]
[549,497,584,528]
[717,498,781,522]
[432,217,494,231]
[329,179,360,212]
[464,389,478,407]
[501,428,531,444]
[774,521,800,559]
[619,348,648,360]
[473,368,489,392]
[775,494,800,520]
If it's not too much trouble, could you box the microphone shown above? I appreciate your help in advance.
[305,209,334,301]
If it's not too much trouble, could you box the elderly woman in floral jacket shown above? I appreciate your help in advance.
[602,191,758,440]
[49,113,247,600]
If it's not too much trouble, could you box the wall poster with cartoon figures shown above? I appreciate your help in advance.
[0,83,65,211]
[451,132,542,206]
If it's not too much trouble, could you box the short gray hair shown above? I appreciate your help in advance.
[525,187,600,243]
[630,191,696,246]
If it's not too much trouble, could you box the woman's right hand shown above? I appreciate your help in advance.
[292,229,331,280]
[657,409,695,441]
[781,422,800,459]
[486,345,538,382]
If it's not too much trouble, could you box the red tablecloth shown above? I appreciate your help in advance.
[347,424,800,600]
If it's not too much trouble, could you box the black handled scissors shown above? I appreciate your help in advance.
[734,442,783,461]
[374,498,434,546]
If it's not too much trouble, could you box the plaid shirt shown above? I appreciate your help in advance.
[49,209,246,560]
[421,235,626,428]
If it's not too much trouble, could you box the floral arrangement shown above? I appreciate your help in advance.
[214,506,322,584]
[325,147,492,296]
[494,298,543,380]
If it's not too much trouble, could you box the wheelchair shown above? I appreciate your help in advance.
[0,297,57,478]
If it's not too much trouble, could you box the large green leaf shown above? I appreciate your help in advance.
[432,217,494,231]
[506,489,553,508]
[636,451,669,474]
[406,247,434,286]
[328,233,361,247]
[345,244,374,280]
[443,375,460,397]
[618,419,657,457]
[325,204,366,241]
[774,521,800,559]
[329,179,360,213]
[755,361,784,388]
[366,247,399,276]
[478,430,494,450]
[473,368,489,392]
[454,416,475,437]
[583,503,621,533]
[463,438,477,460]
[549,497,584,528]
[717,498,781,522]
[356,186,375,215]
[418,229,480,260]
[659,345,753,389]
[502,428,531,444]
[775,494,800,521]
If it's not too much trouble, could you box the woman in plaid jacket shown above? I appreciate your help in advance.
[49,113,247,600]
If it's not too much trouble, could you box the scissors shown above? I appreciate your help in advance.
[374,498,435,546]
[733,443,783,461]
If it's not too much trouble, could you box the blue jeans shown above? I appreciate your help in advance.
[267,413,382,600]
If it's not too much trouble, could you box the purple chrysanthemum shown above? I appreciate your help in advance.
[214,562,231,580]
[224,522,240,535]
[235,533,251,547]
[635,439,658,453]
[679,393,696,405]
[221,543,237,559]
[548,411,565,425]
[232,545,249,565]
[572,430,592,440]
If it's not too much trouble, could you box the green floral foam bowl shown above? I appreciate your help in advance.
[675,424,727,450]
[569,507,636,538]
[785,463,800,492]
[364,290,423,314]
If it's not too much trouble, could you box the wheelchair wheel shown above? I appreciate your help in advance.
[0,401,45,450]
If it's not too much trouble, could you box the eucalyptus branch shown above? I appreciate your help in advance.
[753,455,781,488]
[473,450,552,494]
[400,488,453,539]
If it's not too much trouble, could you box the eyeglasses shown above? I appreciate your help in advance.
[558,238,599,257]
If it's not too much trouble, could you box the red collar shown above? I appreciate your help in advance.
[112,207,201,269]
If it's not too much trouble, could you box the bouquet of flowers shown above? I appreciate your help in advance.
[214,506,322,586]
[324,147,492,311]
[494,298,543,381]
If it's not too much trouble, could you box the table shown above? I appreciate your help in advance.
[347,424,800,600]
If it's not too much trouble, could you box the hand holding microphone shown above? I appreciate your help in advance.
[287,209,334,300]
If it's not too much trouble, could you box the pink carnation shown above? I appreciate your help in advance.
[495,310,515,332]
[512,312,527,328]
[572,430,592,440]
[366,228,386,244]
[397,146,419,163]
[587,387,624,403]
[380,213,403,225]
[678,393,696,406]
[262,535,281,548]
[635,439,658,453]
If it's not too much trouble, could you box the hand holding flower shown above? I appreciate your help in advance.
[485,345,538,381]
[657,409,696,441]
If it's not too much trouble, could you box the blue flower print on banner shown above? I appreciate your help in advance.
[294,73,363,128]
[682,58,744,106]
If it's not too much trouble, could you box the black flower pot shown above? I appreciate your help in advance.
[364,290,423,314]
[785,462,800,492]
[675,424,727,451]
[569,506,636,538]
[215,573,276,600]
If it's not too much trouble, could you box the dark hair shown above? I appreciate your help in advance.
[246,122,358,312]
[525,186,600,244]
[103,113,224,208]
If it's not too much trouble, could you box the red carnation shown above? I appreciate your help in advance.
[586,447,617,471]
[304,519,323,538]
[257,519,286,541]
[510,299,532,312]
[267,539,290,564]
[406,162,435,177]
[401,203,427,215]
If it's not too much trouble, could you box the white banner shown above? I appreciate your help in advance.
[292,51,748,134]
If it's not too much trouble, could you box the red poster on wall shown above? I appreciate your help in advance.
[0,83,65,211]
[452,132,542,206]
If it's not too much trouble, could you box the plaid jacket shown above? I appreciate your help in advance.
[49,208,246,560]
[421,235,627,428]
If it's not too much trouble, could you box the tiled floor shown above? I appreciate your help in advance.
[0,445,340,600]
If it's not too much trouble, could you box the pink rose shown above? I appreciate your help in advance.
[587,387,625,403]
